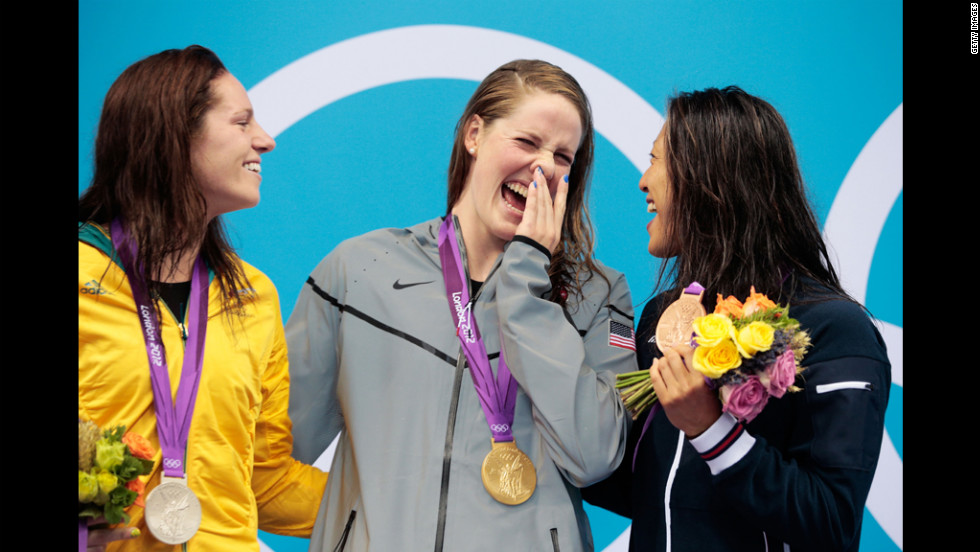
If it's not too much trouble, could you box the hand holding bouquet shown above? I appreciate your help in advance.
[618,287,810,423]
[78,420,155,525]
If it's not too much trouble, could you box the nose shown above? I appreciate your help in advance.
[638,171,649,193]
[252,121,276,153]
[533,154,556,183]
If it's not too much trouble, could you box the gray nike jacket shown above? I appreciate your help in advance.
[286,216,637,551]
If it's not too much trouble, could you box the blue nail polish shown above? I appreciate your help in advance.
[563,175,569,183]
[533,181,537,188]
[537,167,544,174]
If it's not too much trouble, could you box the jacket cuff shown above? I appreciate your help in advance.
[510,235,552,260]
[688,412,756,475]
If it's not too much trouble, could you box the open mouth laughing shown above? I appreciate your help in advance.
[502,181,529,214]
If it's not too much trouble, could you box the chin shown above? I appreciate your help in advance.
[647,241,671,258]
[493,227,518,244]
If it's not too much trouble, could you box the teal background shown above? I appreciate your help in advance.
[79,2,902,550]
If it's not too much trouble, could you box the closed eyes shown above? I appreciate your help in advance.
[517,138,574,165]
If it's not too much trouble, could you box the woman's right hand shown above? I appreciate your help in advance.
[85,518,139,552]
[514,167,568,253]
[648,344,722,438]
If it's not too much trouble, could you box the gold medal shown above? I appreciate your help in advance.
[655,284,706,353]
[481,440,536,505]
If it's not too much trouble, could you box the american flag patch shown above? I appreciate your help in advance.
[608,320,636,351]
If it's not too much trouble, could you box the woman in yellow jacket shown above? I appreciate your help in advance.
[78,45,327,551]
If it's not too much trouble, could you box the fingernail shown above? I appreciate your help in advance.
[537,167,544,174]
[533,181,537,188]
[563,175,569,183]
[131,528,141,538]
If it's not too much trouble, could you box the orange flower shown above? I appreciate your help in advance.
[742,287,776,316]
[122,432,155,460]
[125,478,147,508]
[714,294,744,318]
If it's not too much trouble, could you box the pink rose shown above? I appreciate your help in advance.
[760,349,797,398]
[720,376,769,423]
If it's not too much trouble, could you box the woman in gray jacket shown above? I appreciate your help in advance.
[285,59,638,551]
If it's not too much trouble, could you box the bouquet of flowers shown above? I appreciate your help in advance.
[618,287,811,423]
[78,420,156,524]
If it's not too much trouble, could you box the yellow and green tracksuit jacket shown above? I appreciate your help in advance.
[79,221,327,551]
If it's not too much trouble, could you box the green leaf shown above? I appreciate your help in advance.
[103,502,130,525]
[138,457,155,475]
[114,456,142,481]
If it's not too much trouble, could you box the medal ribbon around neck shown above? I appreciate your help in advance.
[110,219,208,479]
[437,217,519,443]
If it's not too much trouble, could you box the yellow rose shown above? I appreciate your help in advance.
[693,314,736,348]
[94,469,119,505]
[78,470,99,503]
[735,321,775,357]
[96,470,119,494]
[693,339,742,378]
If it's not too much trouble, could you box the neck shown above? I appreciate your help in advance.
[450,211,504,282]
[158,246,202,283]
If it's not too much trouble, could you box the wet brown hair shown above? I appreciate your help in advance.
[79,45,252,315]
[653,85,846,308]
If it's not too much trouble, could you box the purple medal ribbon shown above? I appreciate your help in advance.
[110,219,208,478]
[438,217,519,443]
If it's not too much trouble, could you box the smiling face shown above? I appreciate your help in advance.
[191,72,276,221]
[640,124,676,258]
[452,90,582,258]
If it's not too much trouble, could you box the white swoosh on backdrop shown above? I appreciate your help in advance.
[248,24,664,173]
[823,103,903,549]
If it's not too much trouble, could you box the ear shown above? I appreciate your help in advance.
[463,114,484,154]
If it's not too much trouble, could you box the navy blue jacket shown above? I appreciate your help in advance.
[583,285,890,551]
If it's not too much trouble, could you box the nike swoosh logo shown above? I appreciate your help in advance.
[393,279,434,290]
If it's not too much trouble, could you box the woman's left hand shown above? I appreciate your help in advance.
[84,517,139,552]
[649,343,722,438]
[515,167,568,253]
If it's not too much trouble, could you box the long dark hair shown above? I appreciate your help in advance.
[653,86,845,310]
[79,45,251,314]
[446,59,604,305]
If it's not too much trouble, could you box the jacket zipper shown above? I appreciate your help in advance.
[333,510,357,552]
[550,528,561,552]
[434,353,466,552]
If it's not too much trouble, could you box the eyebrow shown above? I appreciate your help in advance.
[225,106,254,119]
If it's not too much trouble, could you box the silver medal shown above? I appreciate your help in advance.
[144,475,202,544]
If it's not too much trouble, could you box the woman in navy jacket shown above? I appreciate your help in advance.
[583,86,890,552]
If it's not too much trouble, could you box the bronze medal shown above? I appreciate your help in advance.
[144,475,202,545]
[655,285,706,353]
[481,440,536,505]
